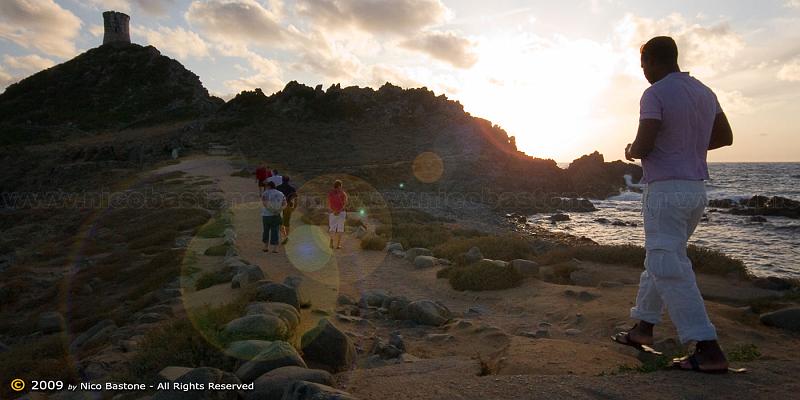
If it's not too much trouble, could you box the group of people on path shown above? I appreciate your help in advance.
[255,163,348,253]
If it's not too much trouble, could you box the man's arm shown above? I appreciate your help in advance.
[708,112,733,150]
[626,119,662,161]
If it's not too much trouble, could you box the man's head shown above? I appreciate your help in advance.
[333,180,342,189]
[640,36,679,84]
[267,181,276,189]
[282,176,290,184]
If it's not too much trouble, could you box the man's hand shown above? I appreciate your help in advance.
[625,143,635,161]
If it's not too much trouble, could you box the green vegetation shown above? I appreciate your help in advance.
[433,234,535,265]
[204,244,231,256]
[197,212,231,238]
[360,233,387,251]
[616,354,675,374]
[727,343,761,362]
[439,260,523,291]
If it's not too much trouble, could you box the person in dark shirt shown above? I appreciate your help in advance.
[255,163,271,193]
[277,176,298,243]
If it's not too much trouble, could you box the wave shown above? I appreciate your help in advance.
[608,191,642,202]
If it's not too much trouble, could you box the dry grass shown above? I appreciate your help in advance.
[360,233,388,251]
[439,259,524,291]
[433,234,535,265]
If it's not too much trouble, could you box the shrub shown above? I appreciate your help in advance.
[197,214,230,238]
[447,260,523,291]
[433,234,534,264]
[727,343,761,362]
[204,244,230,256]
[379,223,453,250]
[360,234,387,251]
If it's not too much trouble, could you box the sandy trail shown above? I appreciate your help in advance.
[157,155,800,400]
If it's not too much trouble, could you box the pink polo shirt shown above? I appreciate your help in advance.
[639,72,722,184]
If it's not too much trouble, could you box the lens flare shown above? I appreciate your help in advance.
[412,152,444,183]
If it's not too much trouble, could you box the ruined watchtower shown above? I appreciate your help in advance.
[102,11,130,45]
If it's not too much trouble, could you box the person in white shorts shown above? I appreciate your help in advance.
[612,36,734,373]
[327,180,348,249]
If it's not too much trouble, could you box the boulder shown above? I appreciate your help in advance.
[482,259,508,267]
[386,297,411,320]
[413,255,437,269]
[510,259,539,276]
[70,319,117,352]
[245,302,301,330]
[752,276,793,291]
[353,226,368,239]
[760,308,800,332]
[226,340,277,362]
[255,283,300,310]
[232,265,265,288]
[359,290,388,308]
[38,311,65,334]
[222,315,289,341]
[152,367,240,400]
[223,228,236,245]
[464,246,483,264]
[235,341,307,383]
[384,242,403,252]
[405,300,451,326]
[389,249,405,258]
[404,248,432,262]
[282,381,358,400]
[336,294,355,306]
[158,366,193,382]
[549,213,570,222]
[301,319,356,373]
[245,366,333,400]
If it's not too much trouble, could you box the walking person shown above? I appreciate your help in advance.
[261,181,287,253]
[255,162,271,193]
[613,36,734,373]
[267,169,283,188]
[327,180,348,250]
[277,176,298,244]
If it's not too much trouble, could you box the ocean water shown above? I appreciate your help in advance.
[538,163,800,278]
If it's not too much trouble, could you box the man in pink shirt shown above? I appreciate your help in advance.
[613,36,734,373]
[327,180,348,250]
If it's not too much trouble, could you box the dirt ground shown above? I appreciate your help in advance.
[158,156,800,400]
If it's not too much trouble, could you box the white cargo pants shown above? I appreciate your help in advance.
[629,179,718,343]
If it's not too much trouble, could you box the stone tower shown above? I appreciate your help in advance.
[102,11,130,45]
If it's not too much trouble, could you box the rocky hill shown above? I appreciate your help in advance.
[0,42,223,146]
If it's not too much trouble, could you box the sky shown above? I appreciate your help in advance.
[1,0,799,162]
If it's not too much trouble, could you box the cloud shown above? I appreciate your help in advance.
[297,0,449,35]
[716,88,756,115]
[777,58,800,82]
[400,31,478,68]
[3,54,55,74]
[214,44,285,94]
[185,0,286,46]
[136,25,210,59]
[615,13,745,77]
[368,64,422,88]
[86,0,177,16]
[786,0,800,9]
[0,64,14,91]
[0,0,82,58]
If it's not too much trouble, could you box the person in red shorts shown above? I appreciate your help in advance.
[327,180,348,250]
[255,163,271,193]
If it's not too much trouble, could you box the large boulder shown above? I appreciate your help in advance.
[38,312,65,334]
[413,255,437,269]
[223,228,237,245]
[152,367,240,400]
[222,315,289,341]
[464,247,483,264]
[358,290,388,308]
[760,308,800,332]
[282,381,358,400]
[301,319,356,373]
[245,366,333,400]
[226,340,279,362]
[384,242,403,252]
[232,265,265,289]
[255,283,300,310]
[235,341,307,383]
[385,296,411,320]
[510,259,539,276]
[70,319,117,352]
[246,302,301,330]
[404,248,432,262]
[405,300,451,326]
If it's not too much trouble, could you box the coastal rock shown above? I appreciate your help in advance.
[749,216,767,223]
[359,290,388,308]
[255,283,300,310]
[222,314,289,341]
[386,297,411,320]
[464,246,483,264]
[384,242,403,252]
[245,302,301,330]
[413,255,437,269]
[232,265,265,288]
[236,341,307,383]
[406,300,451,326]
[301,318,356,373]
[226,340,277,362]
[38,311,65,334]
[337,294,356,306]
[282,381,358,400]
[245,366,333,400]
[760,308,800,332]
[405,248,433,261]
[158,366,194,382]
[153,367,240,400]
[551,197,597,212]
[549,213,570,222]
[510,259,539,276]
[70,319,116,352]
[752,276,793,291]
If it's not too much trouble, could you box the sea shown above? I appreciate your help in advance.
[539,163,800,279]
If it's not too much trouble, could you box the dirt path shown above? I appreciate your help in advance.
[156,155,800,400]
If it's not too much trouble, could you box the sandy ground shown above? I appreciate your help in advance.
[158,156,800,400]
